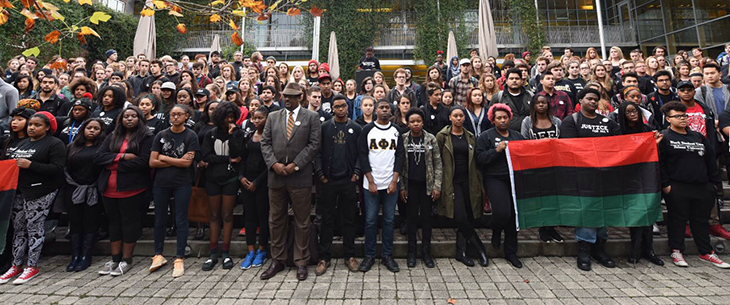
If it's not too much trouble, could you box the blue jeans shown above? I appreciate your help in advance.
[575,227,608,244]
[363,189,397,258]
[153,185,191,258]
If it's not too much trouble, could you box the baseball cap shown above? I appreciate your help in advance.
[459,58,471,65]
[160,82,176,91]
[676,81,694,89]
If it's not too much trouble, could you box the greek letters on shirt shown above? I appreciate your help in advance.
[370,137,397,150]
[669,140,705,156]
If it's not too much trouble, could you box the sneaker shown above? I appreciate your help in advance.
[172,259,184,278]
[0,266,22,284]
[538,227,552,243]
[12,267,39,285]
[671,250,688,267]
[98,261,118,275]
[547,227,564,242]
[709,224,730,240]
[699,252,730,269]
[252,250,267,268]
[652,223,661,236]
[110,261,131,276]
[149,255,167,272]
[202,257,218,271]
[238,228,246,236]
[240,251,255,270]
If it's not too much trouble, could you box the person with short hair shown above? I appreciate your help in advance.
[560,88,620,272]
[357,100,404,273]
[660,101,730,269]
[489,68,533,131]
[359,47,381,70]
[447,59,478,106]
[314,96,362,274]
[33,75,68,117]
[387,68,417,107]
[399,107,441,269]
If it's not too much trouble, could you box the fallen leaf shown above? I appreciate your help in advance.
[0,0,14,8]
[309,6,323,17]
[140,8,155,16]
[0,9,8,26]
[50,59,67,70]
[77,32,87,44]
[228,19,239,31]
[286,7,300,16]
[447,298,457,304]
[152,0,167,9]
[209,13,221,22]
[22,46,40,57]
[44,30,61,44]
[78,0,92,5]
[231,32,243,46]
[24,18,35,32]
[90,11,111,24]
[80,26,99,38]
[176,23,187,34]
[524,279,530,283]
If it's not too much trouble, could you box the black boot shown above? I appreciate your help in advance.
[641,227,664,266]
[628,227,643,264]
[75,233,96,271]
[505,253,522,268]
[422,241,435,268]
[467,234,490,267]
[590,238,616,268]
[407,243,417,268]
[577,241,591,271]
[455,231,474,267]
[66,233,82,272]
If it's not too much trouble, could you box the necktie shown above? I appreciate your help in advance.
[286,111,295,140]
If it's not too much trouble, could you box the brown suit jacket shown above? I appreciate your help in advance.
[261,107,321,188]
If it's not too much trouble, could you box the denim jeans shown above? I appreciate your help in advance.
[153,185,191,258]
[363,189,397,258]
[575,226,608,244]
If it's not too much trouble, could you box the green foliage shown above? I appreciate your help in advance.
[305,0,390,79]
[0,2,186,65]
[222,41,256,59]
[508,0,545,56]
[413,0,470,63]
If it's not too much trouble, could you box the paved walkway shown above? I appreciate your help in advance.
[1,254,729,304]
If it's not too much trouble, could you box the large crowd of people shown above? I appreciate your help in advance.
[1,43,730,285]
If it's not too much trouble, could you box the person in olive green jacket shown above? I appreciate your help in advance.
[435,106,488,267]
[399,108,442,269]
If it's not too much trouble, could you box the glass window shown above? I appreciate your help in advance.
[698,16,730,47]
[635,1,664,40]
[693,0,730,23]
[666,27,699,52]
[662,0,697,32]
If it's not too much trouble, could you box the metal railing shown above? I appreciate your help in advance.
[179,28,308,50]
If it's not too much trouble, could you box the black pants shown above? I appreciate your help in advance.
[243,182,270,247]
[485,175,518,255]
[102,192,145,244]
[665,181,715,255]
[407,180,432,249]
[319,178,357,261]
[452,180,477,238]
[64,185,103,235]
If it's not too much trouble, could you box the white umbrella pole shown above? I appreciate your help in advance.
[312,16,321,61]
[596,0,607,59]
[240,8,246,53]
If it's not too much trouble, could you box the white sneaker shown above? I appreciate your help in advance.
[671,250,689,267]
[98,261,118,275]
[652,223,660,235]
[110,261,131,276]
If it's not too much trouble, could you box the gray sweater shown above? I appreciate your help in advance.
[0,78,19,125]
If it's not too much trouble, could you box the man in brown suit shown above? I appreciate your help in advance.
[260,82,321,281]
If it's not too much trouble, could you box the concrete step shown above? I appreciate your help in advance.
[42,225,729,259]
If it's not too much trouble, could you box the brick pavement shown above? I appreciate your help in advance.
[1,254,730,304]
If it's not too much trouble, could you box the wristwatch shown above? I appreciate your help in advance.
[294,166,300,172]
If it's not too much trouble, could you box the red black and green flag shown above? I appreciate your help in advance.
[506,132,662,229]
[0,160,19,254]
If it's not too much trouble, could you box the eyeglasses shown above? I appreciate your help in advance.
[667,114,689,119]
